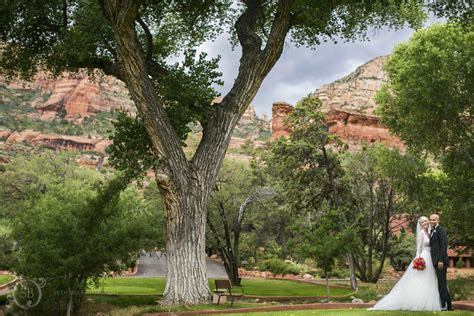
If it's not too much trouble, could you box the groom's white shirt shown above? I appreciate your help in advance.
[430,224,439,238]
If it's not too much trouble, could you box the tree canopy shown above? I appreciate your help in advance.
[376,22,474,247]
[376,23,473,161]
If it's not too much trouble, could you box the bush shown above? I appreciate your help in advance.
[355,287,379,302]
[449,276,473,301]
[327,268,349,278]
[455,259,465,269]
[258,258,300,275]
[388,231,416,271]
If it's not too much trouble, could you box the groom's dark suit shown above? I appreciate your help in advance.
[430,224,452,310]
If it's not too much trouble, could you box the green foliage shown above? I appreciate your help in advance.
[376,23,474,248]
[230,0,428,49]
[448,276,474,301]
[388,231,416,271]
[142,182,167,250]
[0,221,15,270]
[265,96,345,214]
[376,23,473,158]
[290,207,355,275]
[207,159,277,284]
[257,258,300,275]
[1,152,162,315]
[158,49,223,141]
[106,111,158,179]
[455,259,465,269]
[342,145,427,282]
[0,0,227,145]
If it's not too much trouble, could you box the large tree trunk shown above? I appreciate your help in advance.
[159,173,210,304]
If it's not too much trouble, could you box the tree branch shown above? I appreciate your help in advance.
[192,0,293,185]
[102,0,187,180]
[137,16,154,60]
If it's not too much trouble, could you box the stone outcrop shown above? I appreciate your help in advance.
[271,56,403,148]
[325,109,403,148]
[314,56,388,115]
[271,102,293,139]
[0,69,135,122]
[5,130,111,153]
[0,130,11,140]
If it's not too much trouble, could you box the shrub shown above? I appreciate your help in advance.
[449,276,473,301]
[455,259,465,269]
[258,258,300,275]
[355,287,379,302]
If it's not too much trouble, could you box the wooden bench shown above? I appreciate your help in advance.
[214,279,244,307]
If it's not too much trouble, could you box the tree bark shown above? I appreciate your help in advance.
[160,173,210,304]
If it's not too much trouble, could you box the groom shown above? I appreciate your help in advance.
[429,214,453,311]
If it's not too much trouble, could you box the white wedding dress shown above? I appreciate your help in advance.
[369,226,441,311]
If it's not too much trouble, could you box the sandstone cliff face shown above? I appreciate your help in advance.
[271,102,293,139]
[0,69,135,122]
[271,56,403,148]
[325,109,403,148]
[314,56,388,115]
[4,129,112,153]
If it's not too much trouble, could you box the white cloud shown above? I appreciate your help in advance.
[194,15,442,117]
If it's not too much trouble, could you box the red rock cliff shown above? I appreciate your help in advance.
[271,56,403,148]
[0,69,135,122]
[271,102,293,139]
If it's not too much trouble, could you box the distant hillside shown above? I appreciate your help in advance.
[0,70,271,163]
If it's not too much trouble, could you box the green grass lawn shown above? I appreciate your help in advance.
[87,277,353,297]
[0,275,15,285]
[216,309,474,316]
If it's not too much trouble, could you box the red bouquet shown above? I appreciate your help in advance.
[413,257,426,271]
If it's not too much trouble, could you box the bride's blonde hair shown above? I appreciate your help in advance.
[418,216,428,224]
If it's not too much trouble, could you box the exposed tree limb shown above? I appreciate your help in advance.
[102,0,187,183]
[137,15,154,60]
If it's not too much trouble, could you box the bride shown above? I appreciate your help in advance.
[369,216,441,311]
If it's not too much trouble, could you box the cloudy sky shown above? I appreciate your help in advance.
[196,18,441,117]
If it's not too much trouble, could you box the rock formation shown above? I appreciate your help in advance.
[314,56,388,115]
[0,69,135,122]
[271,102,293,139]
[325,109,403,148]
[0,70,270,164]
[271,56,403,148]
[4,129,112,153]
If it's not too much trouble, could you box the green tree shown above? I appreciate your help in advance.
[265,96,346,214]
[2,153,160,315]
[207,160,275,286]
[291,208,354,302]
[376,23,473,163]
[2,0,464,304]
[388,230,416,271]
[342,145,427,283]
[376,23,474,248]
[264,95,361,288]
